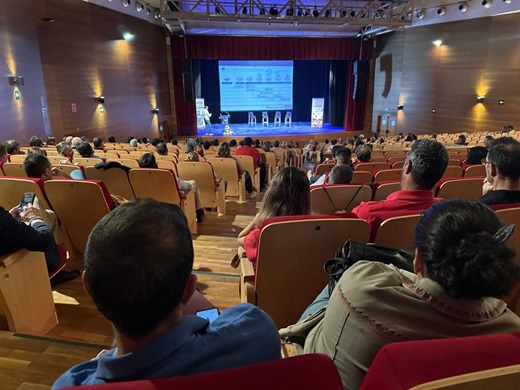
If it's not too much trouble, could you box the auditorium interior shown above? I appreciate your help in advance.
[1,0,520,388]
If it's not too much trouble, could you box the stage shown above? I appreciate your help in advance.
[197,122,345,138]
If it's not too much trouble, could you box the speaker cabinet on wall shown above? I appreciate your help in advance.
[182,59,194,102]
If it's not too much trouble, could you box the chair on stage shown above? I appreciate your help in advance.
[274,111,282,126]
[285,111,292,126]
[219,113,230,125]
[248,112,256,126]
[262,111,269,127]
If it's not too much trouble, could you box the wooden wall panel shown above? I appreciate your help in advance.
[0,0,170,145]
[372,13,520,135]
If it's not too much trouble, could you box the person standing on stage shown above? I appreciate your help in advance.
[203,106,212,130]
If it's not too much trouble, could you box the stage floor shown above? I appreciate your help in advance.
[197,122,343,137]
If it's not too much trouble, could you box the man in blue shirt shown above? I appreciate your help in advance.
[52,198,281,389]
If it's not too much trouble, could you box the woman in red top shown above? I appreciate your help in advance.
[237,167,310,266]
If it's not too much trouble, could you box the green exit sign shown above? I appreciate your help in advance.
[14,90,20,100]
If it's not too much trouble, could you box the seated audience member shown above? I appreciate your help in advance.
[484,135,495,150]
[229,139,237,148]
[353,139,448,240]
[212,139,219,147]
[281,199,520,390]
[455,134,467,146]
[24,154,75,181]
[234,137,266,192]
[71,137,82,150]
[185,138,197,153]
[202,140,212,151]
[353,145,372,165]
[55,142,86,179]
[156,142,168,156]
[76,141,103,159]
[0,202,79,286]
[238,167,309,266]
[430,133,437,139]
[92,137,105,151]
[29,135,44,147]
[465,146,488,165]
[46,136,57,146]
[310,147,352,187]
[217,142,256,197]
[138,153,205,223]
[327,165,353,185]
[196,144,205,158]
[65,136,74,144]
[480,137,520,205]
[129,138,138,148]
[171,139,178,146]
[141,137,149,145]
[5,139,21,156]
[108,136,116,143]
[52,199,281,389]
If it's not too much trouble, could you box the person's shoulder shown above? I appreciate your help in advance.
[217,303,275,327]
[52,359,100,389]
[352,199,386,216]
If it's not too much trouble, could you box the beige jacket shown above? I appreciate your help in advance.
[280,261,520,390]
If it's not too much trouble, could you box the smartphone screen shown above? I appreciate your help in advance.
[19,192,36,212]
[196,307,220,323]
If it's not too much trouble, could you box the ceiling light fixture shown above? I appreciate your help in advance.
[458,2,468,12]
[121,0,131,7]
[416,10,425,19]
[135,2,143,11]
[482,0,493,8]
[499,99,505,105]
[437,7,446,16]
[433,39,442,47]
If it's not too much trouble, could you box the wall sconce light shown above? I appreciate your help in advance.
[476,96,484,103]
[431,108,437,113]
[499,99,505,105]
[8,76,24,86]
[397,104,404,110]
[433,39,443,47]
[152,108,159,114]
[97,96,105,104]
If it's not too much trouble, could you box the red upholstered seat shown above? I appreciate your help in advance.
[434,176,484,197]
[488,203,520,211]
[360,333,520,390]
[62,354,343,390]
[371,179,400,199]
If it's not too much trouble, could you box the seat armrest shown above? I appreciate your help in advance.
[240,256,255,284]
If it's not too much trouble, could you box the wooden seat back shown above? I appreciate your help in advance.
[315,164,333,177]
[9,155,25,163]
[157,160,178,176]
[53,164,84,177]
[45,180,112,254]
[2,163,27,177]
[352,171,373,184]
[108,158,139,168]
[48,156,67,165]
[0,177,51,210]
[254,218,370,328]
[463,165,486,177]
[310,185,372,214]
[374,214,421,251]
[73,157,103,167]
[208,158,246,201]
[85,166,135,200]
[442,166,463,179]
[0,250,57,335]
[177,161,225,215]
[355,162,391,173]
[373,169,402,182]
[373,182,401,201]
[234,155,260,190]
[436,178,483,199]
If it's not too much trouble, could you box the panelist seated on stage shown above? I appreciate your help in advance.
[52,199,281,389]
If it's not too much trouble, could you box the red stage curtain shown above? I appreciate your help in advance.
[170,36,373,135]
[344,61,366,131]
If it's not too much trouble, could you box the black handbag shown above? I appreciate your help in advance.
[324,240,414,295]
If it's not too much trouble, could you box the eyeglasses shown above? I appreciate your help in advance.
[481,158,491,166]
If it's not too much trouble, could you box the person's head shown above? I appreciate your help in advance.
[328,165,353,185]
[212,139,219,147]
[26,147,47,156]
[217,142,231,158]
[138,153,158,169]
[186,152,200,162]
[484,135,494,150]
[29,135,43,147]
[229,139,237,148]
[57,141,74,160]
[5,140,20,155]
[355,145,372,162]
[93,137,104,149]
[46,136,56,146]
[486,137,520,183]
[171,139,178,146]
[273,140,280,148]
[243,137,253,147]
[156,142,168,156]
[108,136,116,143]
[254,139,261,148]
[24,153,52,180]
[76,141,94,158]
[71,137,82,149]
[456,134,467,145]
[0,145,7,164]
[334,147,352,165]
[141,137,149,144]
[186,138,197,153]
[262,143,271,153]
[402,139,448,190]
[430,133,437,139]
[466,146,488,165]
[202,141,211,150]
[414,200,519,299]
[151,138,160,146]
[129,138,138,147]
[256,167,310,225]
[196,144,204,157]
[83,198,195,337]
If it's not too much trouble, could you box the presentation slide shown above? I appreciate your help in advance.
[219,60,293,112]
